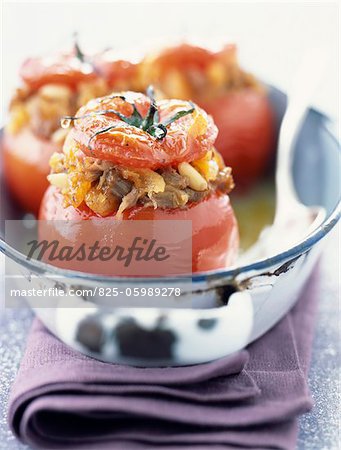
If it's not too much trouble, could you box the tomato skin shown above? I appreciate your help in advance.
[201,90,274,187]
[71,92,217,169]
[20,51,139,92]
[39,186,239,273]
[149,43,231,71]
[94,57,138,89]
[124,192,239,272]
[2,129,60,214]
[20,54,98,91]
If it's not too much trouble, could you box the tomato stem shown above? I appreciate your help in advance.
[61,87,195,148]
[73,33,85,63]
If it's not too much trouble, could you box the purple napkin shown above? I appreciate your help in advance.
[8,273,319,450]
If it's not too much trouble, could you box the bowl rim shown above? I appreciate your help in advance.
[1,108,340,285]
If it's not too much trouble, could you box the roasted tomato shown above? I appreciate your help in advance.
[39,90,239,273]
[2,129,59,214]
[139,43,238,102]
[67,91,217,169]
[202,90,274,187]
[140,43,274,186]
[3,48,100,214]
[20,51,98,91]
[2,46,138,214]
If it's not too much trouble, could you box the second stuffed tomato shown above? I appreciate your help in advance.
[2,46,138,214]
[139,43,274,187]
[39,90,239,273]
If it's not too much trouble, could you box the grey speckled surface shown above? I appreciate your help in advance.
[0,227,340,450]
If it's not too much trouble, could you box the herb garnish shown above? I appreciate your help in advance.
[61,86,195,150]
[73,32,85,63]
[72,32,99,76]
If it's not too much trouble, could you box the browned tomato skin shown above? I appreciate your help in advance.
[2,130,60,214]
[4,53,99,214]
[71,93,217,169]
[200,90,274,188]
[39,186,239,273]
[20,55,98,91]
[20,53,139,92]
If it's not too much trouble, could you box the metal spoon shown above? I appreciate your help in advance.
[239,48,327,263]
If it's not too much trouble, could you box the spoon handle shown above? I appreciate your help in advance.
[274,47,328,225]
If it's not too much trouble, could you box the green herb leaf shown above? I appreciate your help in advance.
[162,102,195,127]
[62,105,142,128]
[88,125,117,150]
[141,85,160,129]
[128,105,143,127]
[73,32,85,63]
[141,102,158,131]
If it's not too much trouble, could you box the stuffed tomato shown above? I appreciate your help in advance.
[2,45,136,214]
[39,90,239,273]
[139,43,274,187]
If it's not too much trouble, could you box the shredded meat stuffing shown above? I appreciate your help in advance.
[49,146,234,216]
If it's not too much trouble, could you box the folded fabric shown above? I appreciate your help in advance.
[8,273,319,450]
